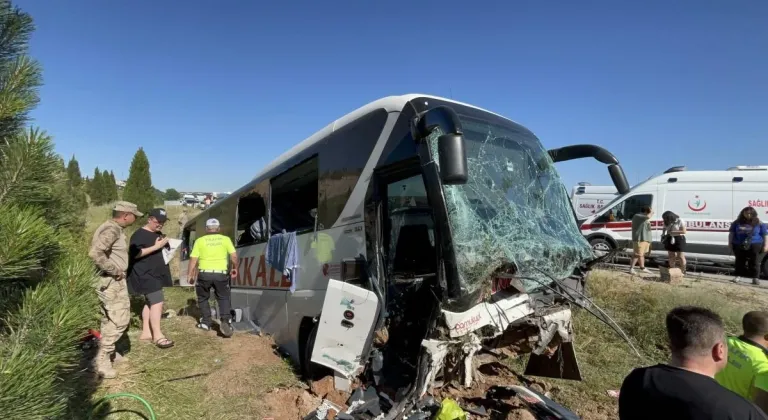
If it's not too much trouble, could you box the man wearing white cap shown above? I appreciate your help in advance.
[188,218,238,337]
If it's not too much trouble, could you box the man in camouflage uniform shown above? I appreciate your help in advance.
[88,201,142,378]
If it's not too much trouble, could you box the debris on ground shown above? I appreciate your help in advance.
[433,398,466,419]
[301,361,569,420]
[297,268,590,419]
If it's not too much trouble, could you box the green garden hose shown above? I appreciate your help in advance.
[90,393,157,420]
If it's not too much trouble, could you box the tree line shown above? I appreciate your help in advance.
[0,2,167,417]
[66,150,183,211]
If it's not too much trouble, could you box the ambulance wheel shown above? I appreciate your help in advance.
[302,322,331,381]
[589,237,614,256]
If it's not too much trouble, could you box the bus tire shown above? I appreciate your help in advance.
[302,322,331,381]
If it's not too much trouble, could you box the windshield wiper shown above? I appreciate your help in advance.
[526,266,644,359]
[582,248,621,270]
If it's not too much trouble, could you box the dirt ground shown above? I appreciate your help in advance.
[88,259,768,419]
[91,287,303,419]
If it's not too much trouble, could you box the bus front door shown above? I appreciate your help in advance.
[178,228,195,287]
[310,279,381,378]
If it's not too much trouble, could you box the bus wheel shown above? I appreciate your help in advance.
[589,237,614,257]
[302,322,331,381]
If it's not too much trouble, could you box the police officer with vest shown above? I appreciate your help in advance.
[188,218,238,337]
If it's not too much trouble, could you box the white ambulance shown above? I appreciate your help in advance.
[570,183,619,220]
[579,166,768,275]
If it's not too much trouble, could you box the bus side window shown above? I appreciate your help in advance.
[271,156,319,234]
[236,184,269,247]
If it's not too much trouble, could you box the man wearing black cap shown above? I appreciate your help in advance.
[127,208,175,349]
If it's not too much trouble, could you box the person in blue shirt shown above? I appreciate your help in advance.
[730,206,768,285]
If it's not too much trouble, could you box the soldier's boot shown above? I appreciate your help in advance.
[112,352,128,365]
[95,352,117,379]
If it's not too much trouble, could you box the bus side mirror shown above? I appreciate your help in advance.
[412,105,468,186]
[438,133,468,185]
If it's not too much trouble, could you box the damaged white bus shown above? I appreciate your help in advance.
[180,94,630,417]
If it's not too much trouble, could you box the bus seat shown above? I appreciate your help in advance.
[393,224,435,275]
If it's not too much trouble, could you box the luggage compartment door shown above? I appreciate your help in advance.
[310,279,380,377]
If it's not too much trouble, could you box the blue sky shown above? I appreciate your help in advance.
[17,0,768,192]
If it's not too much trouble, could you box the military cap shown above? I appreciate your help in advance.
[113,201,144,217]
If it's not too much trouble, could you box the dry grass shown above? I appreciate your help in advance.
[79,204,304,419]
[83,287,301,419]
[80,207,768,419]
[508,269,768,419]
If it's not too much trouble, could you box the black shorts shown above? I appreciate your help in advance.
[144,289,164,306]
[664,235,686,252]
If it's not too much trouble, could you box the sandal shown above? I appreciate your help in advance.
[154,337,175,349]
[139,336,153,343]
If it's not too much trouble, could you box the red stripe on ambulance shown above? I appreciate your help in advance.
[581,219,730,233]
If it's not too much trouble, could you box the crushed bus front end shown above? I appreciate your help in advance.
[307,98,608,419]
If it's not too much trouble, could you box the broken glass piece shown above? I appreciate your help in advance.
[346,388,364,407]
[371,350,384,385]
[428,115,593,296]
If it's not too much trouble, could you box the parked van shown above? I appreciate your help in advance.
[580,165,768,275]
[570,183,619,220]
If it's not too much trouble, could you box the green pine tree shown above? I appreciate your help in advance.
[65,155,82,188]
[98,168,111,204]
[90,167,104,205]
[65,155,87,211]
[82,176,91,200]
[122,147,155,214]
[108,170,118,201]
[0,5,40,142]
[0,2,99,417]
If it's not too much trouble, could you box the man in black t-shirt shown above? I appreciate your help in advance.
[128,208,174,349]
[619,306,767,420]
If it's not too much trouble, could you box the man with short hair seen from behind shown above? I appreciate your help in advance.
[188,218,238,337]
[716,311,768,413]
[88,201,142,379]
[629,205,653,275]
[619,306,767,419]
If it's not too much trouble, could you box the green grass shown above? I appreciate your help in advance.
[80,205,768,419]
[85,269,768,420]
[508,270,768,419]
[78,287,300,420]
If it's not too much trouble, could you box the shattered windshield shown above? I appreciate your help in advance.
[429,114,594,295]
